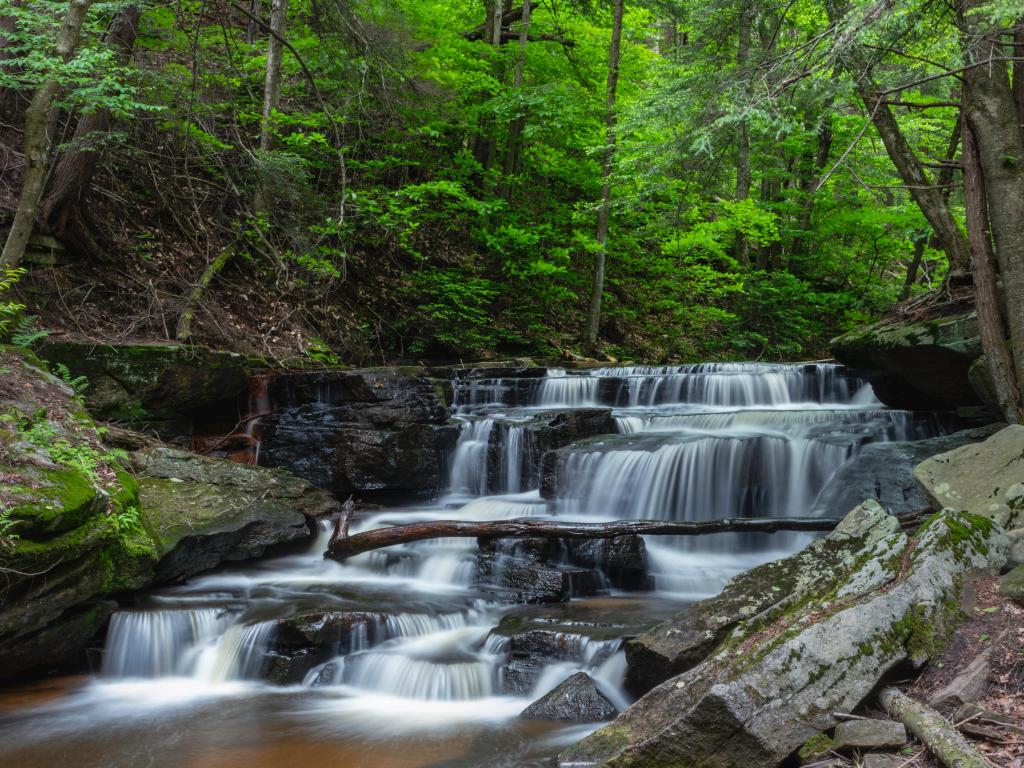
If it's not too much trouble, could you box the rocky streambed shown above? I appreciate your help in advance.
[1,341,1021,768]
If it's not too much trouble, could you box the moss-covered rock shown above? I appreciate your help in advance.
[133,446,337,582]
[998,562,1024,606]
[559,509,1006,768]
[914,425,1024,530]
[37,340,263,422]
[831,310,982,409]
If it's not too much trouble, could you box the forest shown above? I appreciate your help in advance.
[2,0,1020,374]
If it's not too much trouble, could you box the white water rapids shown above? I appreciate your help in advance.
[0,363,953,767]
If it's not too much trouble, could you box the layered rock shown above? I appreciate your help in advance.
[560,505,1006,768]
[811,425,1001,518]
[831,310,981,410]
[38,340,262,430]
[132,446,337,583]
[521,671,619,722]
[258,369,456,498]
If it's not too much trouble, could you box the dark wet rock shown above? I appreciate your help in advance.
[132,446,336,583]
[831,310,982,410]
[566,536,649,591]
[559,509,1006,768]
[833,720,907,751]
[476,554,604,604]
[521,672,619,722]
[258,369,456,498]
[38,341,261,424]
[812,425,1002,518]
[485,409,617,491]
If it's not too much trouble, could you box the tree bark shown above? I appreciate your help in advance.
[40,5,141,241]
[900,236,927,301]
[958,5,1024,412]
[790,117,832,259]
[824,0,971,275]
[1014,24,1024,146]
[259,0,288,153]
[1,0,95,269]
[585,0,625,352]
[176,245,235,341]
[499,0,531,194]
[327,516,849,560]
[878,688,994,768]
[961,118,1021,422]
[734,0,753,266]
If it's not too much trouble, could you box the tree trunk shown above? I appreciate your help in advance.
[585,0,625,352]
[958,2,1024,410]
[0,0,23,111]
[327,515,848,561]
[878,688,994,768]
[733,0,753,266]
[962,118,1022,422]
[824,0,971,275]
[790,117,832,259]
[40,5,141,241]
[245,0,261,44]
[500,0,531,194]
[1014,24,1024,146]
[176,245,235,341]
[259,0,288,152]
[0,0,95,269]
[900,237,926,301]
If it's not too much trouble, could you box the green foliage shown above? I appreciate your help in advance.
[109,504,143,538]
[9,315,49,348]
[304,337,341,366]
[54,363,89,396]
[17,417,124,484]
[0,268,26,341]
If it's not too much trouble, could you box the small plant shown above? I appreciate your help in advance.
[54,363,89,395]
[0,507,19,551]
[109,504,142,538]
[9,315,48,348]
[0,267,26,341]
[304,337,340,367]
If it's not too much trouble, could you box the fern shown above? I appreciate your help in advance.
[0,267,26,340]
[54,363,89,395]
[9,315,49,348]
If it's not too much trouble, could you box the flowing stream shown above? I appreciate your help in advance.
[0,363,952,767]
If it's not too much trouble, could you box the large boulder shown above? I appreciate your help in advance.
[521,672,619,722]
[625,500,903,695]
[560,508,1006,768]
[258,369,456,498]
[811,425,1002,517]
[38,341,262,425]
[831,310,981,409]
[913,425,1024,529]
[132,446,336,583]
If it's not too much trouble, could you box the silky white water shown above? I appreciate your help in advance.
[0,362,954,768]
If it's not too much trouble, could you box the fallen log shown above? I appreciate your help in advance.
[879,687,994,768]
[326,516,847,561]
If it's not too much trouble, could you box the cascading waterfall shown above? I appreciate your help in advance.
[5,361,960,768]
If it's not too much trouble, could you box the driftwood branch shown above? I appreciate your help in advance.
[878,687,994,768]
[325,516,848,561]
[330,496,356,547]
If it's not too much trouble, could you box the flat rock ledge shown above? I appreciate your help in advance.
[559,505,1006,768]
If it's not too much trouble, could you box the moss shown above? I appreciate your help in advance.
[560,723,635,765]
[6,466,97,536]
[798,733,836,761]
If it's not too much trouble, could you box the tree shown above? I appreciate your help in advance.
[1,0,96,268]
[585,0,625,352]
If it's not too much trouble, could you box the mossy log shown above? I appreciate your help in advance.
[326,516,849,561]
[878,687,994,768]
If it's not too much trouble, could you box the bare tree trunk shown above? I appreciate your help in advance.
[1,0,95,269]
[499,0,531,196]
[176,245,235,341]
[962,118,1022,422]
[790,117,832,259]
[0,0,23,111]
[958,2,1024,409]
[824,0,971,275]
[900,237,926,301]
[1014,23,1024,145]
[585,0,624,352]
[733,0,753,266]
[40,5,141,241]
[327,515,848,561]
[245,0,261,44]
[259,0,288,153]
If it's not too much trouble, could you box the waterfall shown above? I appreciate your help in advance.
[448,418,495,496]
